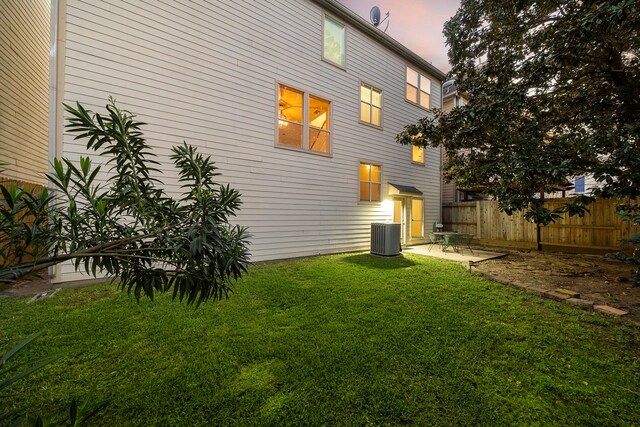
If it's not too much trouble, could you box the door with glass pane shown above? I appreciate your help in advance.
[410,198,424,241]
[393,199,406,245]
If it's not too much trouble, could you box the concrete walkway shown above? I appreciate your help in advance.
[405,244,507,264]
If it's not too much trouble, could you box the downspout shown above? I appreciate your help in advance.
[47,0,66,283]
[439,83,444,225]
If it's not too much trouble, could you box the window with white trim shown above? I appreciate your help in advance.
[278,84,331,154]
[323,15,345,68]
[360,83,382,127]
[359,163,381,202]
[575,176,585,193]
[411,198,424,238]
[406,66,431,109]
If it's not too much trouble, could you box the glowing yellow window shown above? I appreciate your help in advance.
[309,96,331,153]
[360,83,382,127]
[278,84,331,154]
[359,163,381,202]
[412,146,424,164]
[278,86,304,148]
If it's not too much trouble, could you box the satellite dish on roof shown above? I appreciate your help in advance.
[370,6,390,32]
[370,6,381,26]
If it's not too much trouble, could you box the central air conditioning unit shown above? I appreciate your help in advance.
[370,223,401,256]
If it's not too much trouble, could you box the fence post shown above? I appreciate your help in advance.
[476,201,481,239]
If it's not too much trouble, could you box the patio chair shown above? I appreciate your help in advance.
[442,233,457,252]
[458,234,475,255]
[427,232,443,252]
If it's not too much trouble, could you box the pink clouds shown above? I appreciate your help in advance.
[337,0,461,73]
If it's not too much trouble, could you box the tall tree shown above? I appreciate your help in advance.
[397,0,639,221]
[0,99,251,304]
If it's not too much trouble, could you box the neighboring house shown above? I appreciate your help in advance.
[541,174,601,199]
[439,80,599,204]
[0,0,51,189]
[439,80,485,204]
[15,0,445,283]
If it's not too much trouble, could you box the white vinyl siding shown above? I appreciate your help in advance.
[58,0,443,281]
[0,0,50,185]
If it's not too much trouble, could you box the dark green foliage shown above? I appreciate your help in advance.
[397,0,639,220]
[610,203,640,284]
[1,254,639,425]
[0,331,57,392]
[0,331,103,426]
[397,0,640,274]
[0,98,250,304]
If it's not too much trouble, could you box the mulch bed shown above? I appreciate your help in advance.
[474,249,640,322]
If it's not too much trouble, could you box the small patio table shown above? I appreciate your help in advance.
[432,232,474,253]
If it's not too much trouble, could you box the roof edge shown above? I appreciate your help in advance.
[310,0,447,82]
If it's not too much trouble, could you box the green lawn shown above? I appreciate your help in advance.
[1,253,639,426]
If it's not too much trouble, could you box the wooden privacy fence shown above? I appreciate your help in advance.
[0,178,46,266]
[442,199,638,253]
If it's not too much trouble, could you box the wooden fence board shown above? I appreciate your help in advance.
[442,199,638,253]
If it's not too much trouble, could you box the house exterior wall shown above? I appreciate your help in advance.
[0,0,50,185]
[570,175,600,196]
[544,174,601,199]
[56,0,443,281]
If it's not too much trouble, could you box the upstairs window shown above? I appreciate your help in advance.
[406,67,431,109]
[412,146,424,164]
[359,163,381,202]
[575,176,585,193]
[278,84,331,154]
[323,15,346,68]
[360,83,382,127]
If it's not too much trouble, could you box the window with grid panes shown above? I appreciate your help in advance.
[360,83,382,127]
[406,66,431,109]
[278,84,331,154]
[359,163,381,202]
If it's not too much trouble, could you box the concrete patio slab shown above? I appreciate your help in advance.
[404,244,507,264]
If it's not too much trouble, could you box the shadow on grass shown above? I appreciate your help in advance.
[340,253,418,270]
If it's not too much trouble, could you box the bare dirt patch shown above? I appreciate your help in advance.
[474,249,640,321]
[0,274,52,297]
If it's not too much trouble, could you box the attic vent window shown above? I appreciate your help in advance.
[323,14,346,68]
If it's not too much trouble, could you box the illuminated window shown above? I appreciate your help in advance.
[412,146,424,164]
[359,163,381,202]
[309,96,330,153]
[406,66,431,109]
[411,199,424,238]
[278,84,331,154]
[323,15,345,68]
[575,176,585,193]
[360,83,382,127]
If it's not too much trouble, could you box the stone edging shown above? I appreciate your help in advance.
[470,266,630,318]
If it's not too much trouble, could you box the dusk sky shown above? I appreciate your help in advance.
[337,0,461,73]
